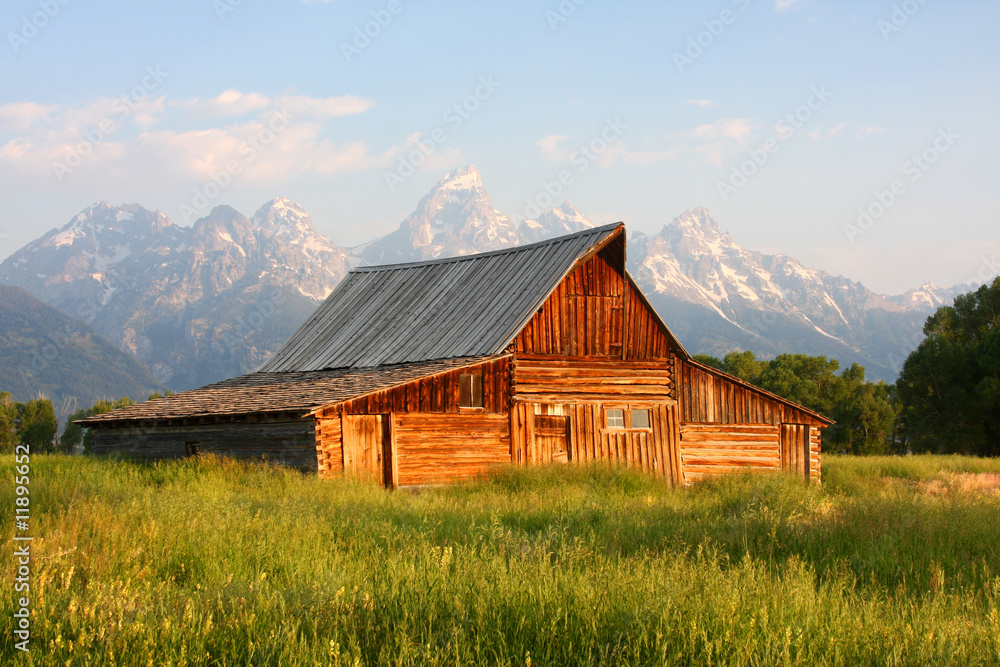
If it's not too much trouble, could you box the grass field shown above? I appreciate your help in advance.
[3,454,1000,666]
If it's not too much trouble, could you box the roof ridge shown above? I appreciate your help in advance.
[351,221,623,273]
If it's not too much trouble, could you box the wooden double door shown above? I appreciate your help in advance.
[342,414,394,488]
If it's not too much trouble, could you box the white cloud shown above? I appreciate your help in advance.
[276,94,374,119]
[0,90,389,192]
[536,117,757,168]
[689,118,756,142]
[0,102,57,131]
[809,122,847,140]
[686,99,716,108]
[172,91,373,119]
[774,0,808,13]
[173,90,270,117]
[857,125,888,137]
[537,134,571,161]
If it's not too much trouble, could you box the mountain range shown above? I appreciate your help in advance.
[0,165,979,399]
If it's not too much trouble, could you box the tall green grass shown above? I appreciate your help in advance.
[3,454,1000,665]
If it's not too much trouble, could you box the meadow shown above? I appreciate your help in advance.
[3,454,1000,666]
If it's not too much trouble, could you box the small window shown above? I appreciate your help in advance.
[630,409,651,429]
[606,409,624,429]
[459,374,483,408]
[185,442,200,457]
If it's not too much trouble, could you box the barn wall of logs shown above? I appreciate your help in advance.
[394,413,510,487]
[675,359,828,482]
[509,351,682,484]
[90,415,318,470]
[312,357,513,484]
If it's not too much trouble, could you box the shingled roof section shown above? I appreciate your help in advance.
[78,357,495,425]
[260,223,624,372]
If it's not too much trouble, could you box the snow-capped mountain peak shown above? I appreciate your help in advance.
[888,281,972,314]
[352,164,518,264]
[435,164,483,192]
[518,200,596,244]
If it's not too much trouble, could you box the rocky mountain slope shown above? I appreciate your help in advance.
[0,199,349,390]
[627,209,927,379]
[0,165,977,388]
[0,285,165,419]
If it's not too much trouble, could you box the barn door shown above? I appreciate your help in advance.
[535,414,571,463]
[780,424,810,480]
[342,414,393,487]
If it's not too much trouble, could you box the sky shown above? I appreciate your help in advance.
[0,0,997,294]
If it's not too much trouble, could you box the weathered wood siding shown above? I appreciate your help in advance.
[679,423,781,484]
[313,358,513,484]
[315,415,343,479]
[393,413,510,487]
[676,359,827,482]
[511,354,674,403]
[515,248,624,357]
[510,402,681,485]
[678,359,828,427]
[514,249,674,361]
[316,357,510,417]
[89,416,317,470]
[623,278,674,360]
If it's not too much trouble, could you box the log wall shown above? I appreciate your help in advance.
[511,354,674,403]
[89,415,318,470]
[394,413,510,487]
[678,423,781,484]
[313,357,513,483]
[315,415,343,479]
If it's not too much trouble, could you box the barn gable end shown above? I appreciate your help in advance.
[81,223,833,486]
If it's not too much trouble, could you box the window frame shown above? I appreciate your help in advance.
[603,406,654,432]
[458,373,484,409]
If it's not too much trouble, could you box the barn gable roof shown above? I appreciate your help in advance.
[261,223,627,372]
[78,357,496,425]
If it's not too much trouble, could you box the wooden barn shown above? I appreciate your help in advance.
[80,223,832,487]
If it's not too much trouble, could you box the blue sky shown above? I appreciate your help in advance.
[0,0,997,293]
